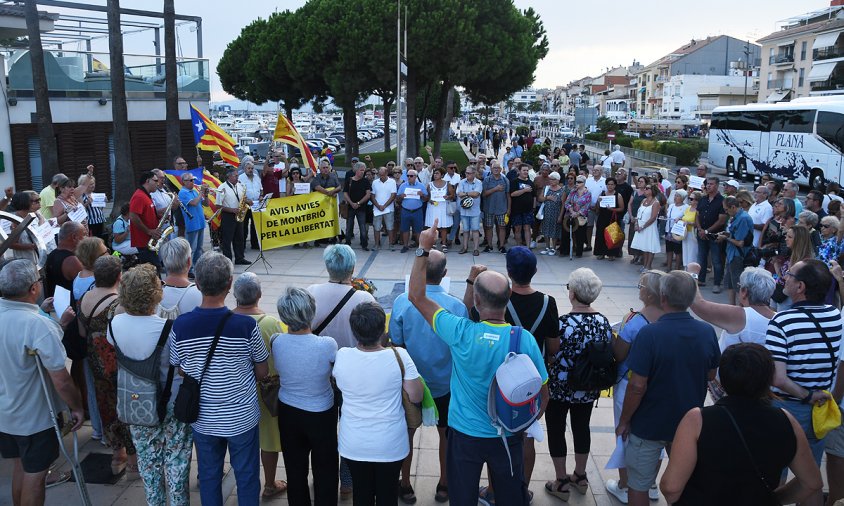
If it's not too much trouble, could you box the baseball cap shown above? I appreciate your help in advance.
[506,246,537,284]
[351,156,360,163]
[539,154,547,161]
[725,179,740,189]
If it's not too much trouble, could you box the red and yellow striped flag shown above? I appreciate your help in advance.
[190,104,240,167]
[273,113,317,174]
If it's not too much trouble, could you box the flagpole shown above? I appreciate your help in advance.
[396,0,401,166]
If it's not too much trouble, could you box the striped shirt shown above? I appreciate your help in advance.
[169,307,268,437]
[766,302,842,400]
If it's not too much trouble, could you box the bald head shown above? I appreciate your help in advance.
[426,250,447,284]
[474,270,511,312]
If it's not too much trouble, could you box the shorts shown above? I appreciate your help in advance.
[587,209,598,227]
[0,428,59,473]
[373,212,394,232]
[826,422,844,458]
[724,256,744,290]
[433,393,450,429]
[460,215,480,232]
[774,398,825,465]
[625,433,669,492]
[483,213,506,228]
[400,208,423,233]
[510,212,534,227]
[665,239,682,254]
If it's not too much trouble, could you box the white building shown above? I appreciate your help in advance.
[660,74,754,120]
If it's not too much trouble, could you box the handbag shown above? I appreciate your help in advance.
[801,310,842,438]
[391,347,422,429]
[603,213,624,249]
[173,311,233,424]
[536,186,550,220]
[256,316,281,417]
[339,200,349,219]
[718,405,781,505]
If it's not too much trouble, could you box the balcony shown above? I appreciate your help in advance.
[814,47,844,61]
[6,49,210,98]
[769,54,795,65]
[767,79,793,90]
[810,77,844,92]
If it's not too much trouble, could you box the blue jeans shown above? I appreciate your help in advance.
[696,237,723,286]
[447,428,529,505]
[193,425,260,506]
[773,399,826,465]
[83,359,102,438]
[184,229,204,274]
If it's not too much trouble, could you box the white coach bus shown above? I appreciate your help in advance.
[708,97,844,190]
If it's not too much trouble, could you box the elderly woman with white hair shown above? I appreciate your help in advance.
[273,286,339,505]
[232,272,288,499]
[159,238,202,317]
[797,210,822,254]
[664,189,689,271]
[545,268,613,501]
[687,264,776,352]
[818,215,841,265]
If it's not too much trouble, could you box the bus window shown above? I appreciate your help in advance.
[817,111,844,152]
[770,110,815,133]
[711,112,726,130]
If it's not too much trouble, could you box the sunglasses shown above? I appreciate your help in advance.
[408,175,417,178]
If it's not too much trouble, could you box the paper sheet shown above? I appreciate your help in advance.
[53,286,71,319]
[606,436,626,469]
[599,195,616,208]
[68,206,88,223]
[91,193,107,208]
[294,183,311,195]
[689,175,706,189]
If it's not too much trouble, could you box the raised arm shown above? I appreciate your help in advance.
[687,263,746,333]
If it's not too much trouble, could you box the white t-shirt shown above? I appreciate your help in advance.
[662,179,673,198]
[160,285,203,316]
[371,178,397,216]
[823,193,844,212]
[611,149,626,165]
[443,172,461,187]
[748,200,774,246]
[108,313,182,401]
[585,177,607,209]
[333,347,419,462]
[601,155,613,169]
[307,283,376,349]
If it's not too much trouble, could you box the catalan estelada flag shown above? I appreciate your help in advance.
[190,104,240,167]
[273,113,317,174]
[162,167,224,230]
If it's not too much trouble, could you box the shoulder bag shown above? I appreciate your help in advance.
[391,347,422,429]
[718,405,781,505]
[255,315,281,417]
[173,310,233,423]
[313,287,357,335]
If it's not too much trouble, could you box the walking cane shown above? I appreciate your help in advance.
[568,217,574,261]
[29,350,93,506]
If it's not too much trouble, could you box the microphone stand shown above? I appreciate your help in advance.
[246,195,272,274]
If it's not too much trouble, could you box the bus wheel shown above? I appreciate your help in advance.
[810,169,825,193]
[726,159,735,177]
[738,160,747,181]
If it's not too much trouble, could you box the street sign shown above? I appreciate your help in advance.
[607,131,616,140]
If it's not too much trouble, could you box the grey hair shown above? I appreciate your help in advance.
[739,267,776,306]
[821,215,840,230]
[241,155,255,166]
[233,272,262,306]
[673,189,688,202]
[354,161,367,172]
[755,185,770,196]
[323,244,356,282]
[785,181,798,192]
[640,270,665,305]
[57,221,84,242]
[660,271,697,310]
[798,210,819,228]
[93,255,122,288]
[567,267,602,305]
[349,301,386,346]
[194,251,233,297]
[426,250,447,283]
[51,173,68,186]
[77,174,94,187]
[159,237,192,274]
[0,259,38,298]
[276,286,316,332]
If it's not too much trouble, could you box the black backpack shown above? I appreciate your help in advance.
[566,316,617,391]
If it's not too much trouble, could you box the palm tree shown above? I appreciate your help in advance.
[24,0,58,186]
[107,0,134,215]
[164,0,180,163]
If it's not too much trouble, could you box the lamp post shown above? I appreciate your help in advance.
[743,40,752,105]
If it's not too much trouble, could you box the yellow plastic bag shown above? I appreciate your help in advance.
[812,391,842,439]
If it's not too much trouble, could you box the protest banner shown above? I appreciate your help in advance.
[256,192,339,249]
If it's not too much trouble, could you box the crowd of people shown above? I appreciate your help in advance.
[1,140,844,506]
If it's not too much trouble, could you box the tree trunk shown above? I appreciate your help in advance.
[432,79,451,158]
[342,103,358,161]
[404,68,417,158]
[163,0,180,165]
[24,0,58,189]
[380,94,394,152]
[284,106,293,124]
[108,0,134,216]
[442,87,454,144]
[417,82,431,153]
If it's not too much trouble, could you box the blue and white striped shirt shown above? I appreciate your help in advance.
[170,307,268,437]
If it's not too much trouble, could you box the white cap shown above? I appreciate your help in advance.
[725,179,740,189]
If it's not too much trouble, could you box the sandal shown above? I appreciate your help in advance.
[570,471,589,495]
[435,483,449,503]
[473,249,480,256]
[459,248,468,254]
[262,480,288,498]
[442,246,448,253]
[544,478,571,502]
[398,482,417,504]
[478,485,495,505]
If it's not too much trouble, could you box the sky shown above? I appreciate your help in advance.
[37,0,830,104]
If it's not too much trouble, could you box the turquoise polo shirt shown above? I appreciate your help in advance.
[432,308,548,438]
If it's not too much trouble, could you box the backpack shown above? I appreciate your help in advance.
[112,319,175,427]
[567,316,617,392]
[158,284,195,320]
[487,326,542,476]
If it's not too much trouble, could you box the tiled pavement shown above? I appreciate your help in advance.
[0,231,830,504]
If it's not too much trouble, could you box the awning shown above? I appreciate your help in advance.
[808,61,838,82]
[813,31,841,50]
[777,39,795,47]
[765,90,791,103]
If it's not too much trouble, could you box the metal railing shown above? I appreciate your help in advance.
[769,54,794,65]
[767,79,793,90]
[814,47,844,61]
[582,140,677,167]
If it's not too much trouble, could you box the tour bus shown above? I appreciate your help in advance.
[708,97,844,190]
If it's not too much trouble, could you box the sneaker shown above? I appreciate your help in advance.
[483,246,492,253]
[649,484,659,501]
[530,240,537,249]
[400,246,409,253]
[547,250,556,256]
[498,246,507,254]
[605,479,629,504]
[539,249,548,255]
[712,284,722,294]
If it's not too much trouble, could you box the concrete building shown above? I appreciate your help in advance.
[756,1,844,103]
[661,74,754,120]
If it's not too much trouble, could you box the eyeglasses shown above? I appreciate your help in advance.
[447,166,457,170]
[176,161,188,166]
[408,175,417,178]
[637,282,645,289]
[688,197,696,201]
[31,198,41,203]
[565,283,571,290]
[821,224,833,229]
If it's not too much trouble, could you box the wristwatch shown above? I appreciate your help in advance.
[415,248,429,257]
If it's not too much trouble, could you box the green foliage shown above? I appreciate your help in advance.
[585,132,604,142]
[633,139,701,165]
[516,126,530,136]
[523,144,543,167]
[596,116,622,134]
[334,142,468,168]
[614,136,635,148]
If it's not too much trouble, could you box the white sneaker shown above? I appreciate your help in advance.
[530,240,537,249]
[539,248,548,255]
[605,479,628,504]
[547,250,556,256]
[649,485,659,501]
